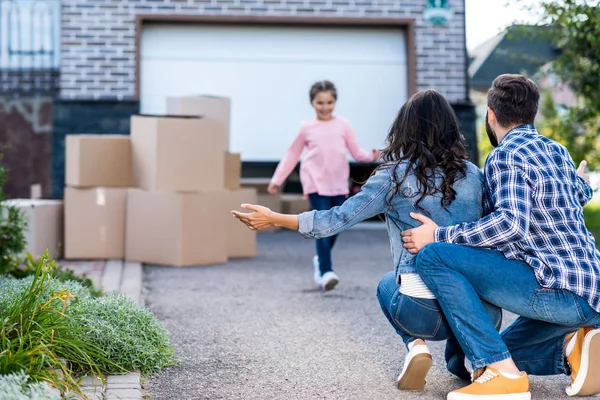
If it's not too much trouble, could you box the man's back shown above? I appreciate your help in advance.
[484,124,600,311]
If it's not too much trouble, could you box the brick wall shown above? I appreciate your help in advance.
[60,0,468,102]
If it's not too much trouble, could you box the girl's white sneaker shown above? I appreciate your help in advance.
[318,271,339,291]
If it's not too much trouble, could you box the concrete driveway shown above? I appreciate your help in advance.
[143,229,581,400]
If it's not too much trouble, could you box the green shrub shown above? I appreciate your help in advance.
[0,371,60,400]
[0,253,117,394]
[69,293,177,374]
[0,252,176,393]
[584,201,600,245]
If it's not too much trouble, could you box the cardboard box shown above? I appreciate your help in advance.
[64,187,127,260]
[166,96,231,149]
[225,188,257,258]
[240,178,271,194]
[126,189,228,267]
[281,194,311,214]
[66,135,131,188]
[225,153,241,189]
[7,199,63,259]
[257,193,281,232]
[130,115,227,192]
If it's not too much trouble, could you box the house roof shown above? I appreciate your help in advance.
[469,25,560,91]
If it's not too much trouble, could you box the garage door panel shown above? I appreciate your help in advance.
[142,24,406,64]
[141,24,408,161]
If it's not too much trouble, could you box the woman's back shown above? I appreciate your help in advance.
[383,161,484,276]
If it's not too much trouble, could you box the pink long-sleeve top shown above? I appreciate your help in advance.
[270,117,376,197]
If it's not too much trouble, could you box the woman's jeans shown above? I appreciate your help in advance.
[376,271,502,379]
[308,193,347,275]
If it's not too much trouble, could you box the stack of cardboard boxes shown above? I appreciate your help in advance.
[62,96,257,267]
[64,135,131,259]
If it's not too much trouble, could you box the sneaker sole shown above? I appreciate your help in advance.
[447,393,531,400]
[397,353,432,391]
[323,277,339,291]
[566,329,600,396]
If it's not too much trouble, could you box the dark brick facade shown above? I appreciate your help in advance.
[0,97,53,199]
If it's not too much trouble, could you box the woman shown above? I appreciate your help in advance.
[232,89,501,390]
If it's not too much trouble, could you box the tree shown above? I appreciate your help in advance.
[527,0,600,166]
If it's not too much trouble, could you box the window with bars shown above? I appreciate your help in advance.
[0,0,60,96]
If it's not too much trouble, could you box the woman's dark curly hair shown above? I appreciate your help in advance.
[379,89,469,213]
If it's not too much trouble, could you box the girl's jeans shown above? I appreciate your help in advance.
[308,193,347,275]
[376,271,502,379]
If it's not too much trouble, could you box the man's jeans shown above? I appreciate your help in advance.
[415,243,600,375]
[308,193,347,274]
[376,271,502,379]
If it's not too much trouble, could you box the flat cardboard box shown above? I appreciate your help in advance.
[7,199,63,259]
[225,188,257,258]
[130,115,227,192]
[241,178,271,194]
[225,153,241,189]
[64,187,127,260]
[281,194,311,214]
[166,96,231,149]
[257,193,281,232]
[126,189,228,267]
[66,134,131,188]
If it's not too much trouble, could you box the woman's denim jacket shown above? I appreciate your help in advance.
[298,161,484,281]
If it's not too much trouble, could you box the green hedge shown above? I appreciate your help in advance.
[584,201,600,246]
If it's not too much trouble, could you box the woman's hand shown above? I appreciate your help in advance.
[267,183,280,194]
[231,204,275,231]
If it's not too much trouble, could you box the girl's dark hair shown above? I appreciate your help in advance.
[380,89,469,213]
[309,80,337,102]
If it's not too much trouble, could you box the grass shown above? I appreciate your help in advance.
[584,200,600,245]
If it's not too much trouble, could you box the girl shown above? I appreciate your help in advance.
[233,89,502,390]
[267,80,380,291]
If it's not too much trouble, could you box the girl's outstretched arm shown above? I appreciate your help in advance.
[269,126,307,193]
[343,121,380,162]
[232,167,393,238]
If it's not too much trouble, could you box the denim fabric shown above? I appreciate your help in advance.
[298,162,484,279]
[415,243,600,373]
[308,193,347,274]
[376,270,502,379]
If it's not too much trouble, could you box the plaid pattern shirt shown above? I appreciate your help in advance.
[435,124,600,312]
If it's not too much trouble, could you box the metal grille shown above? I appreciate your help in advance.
[0,0,60,96]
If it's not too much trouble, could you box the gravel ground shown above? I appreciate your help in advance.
[144,229,582,400]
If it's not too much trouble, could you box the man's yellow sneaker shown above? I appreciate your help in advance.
[447,367,530,400]
[566,327,600,397]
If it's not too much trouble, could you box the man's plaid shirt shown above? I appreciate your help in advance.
[435,124,600,313]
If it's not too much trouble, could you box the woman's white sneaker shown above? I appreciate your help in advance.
[397,342,432,390]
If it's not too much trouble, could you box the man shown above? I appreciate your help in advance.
[402,74,600,400]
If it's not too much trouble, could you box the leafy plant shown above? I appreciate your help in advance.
[69,293,177,375]
[0,371,60,400]
[0,149,28,276]
[0,253,176,393]
[584,201,600,247]
[0,253,118,394]
[9,256,104,298]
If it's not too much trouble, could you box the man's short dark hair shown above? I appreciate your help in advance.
[487,74,540,128]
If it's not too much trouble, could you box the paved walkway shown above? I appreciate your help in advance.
[142,230,578,400]
[57,259,144,400]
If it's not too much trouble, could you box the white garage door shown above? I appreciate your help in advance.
[140,23,408,162]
